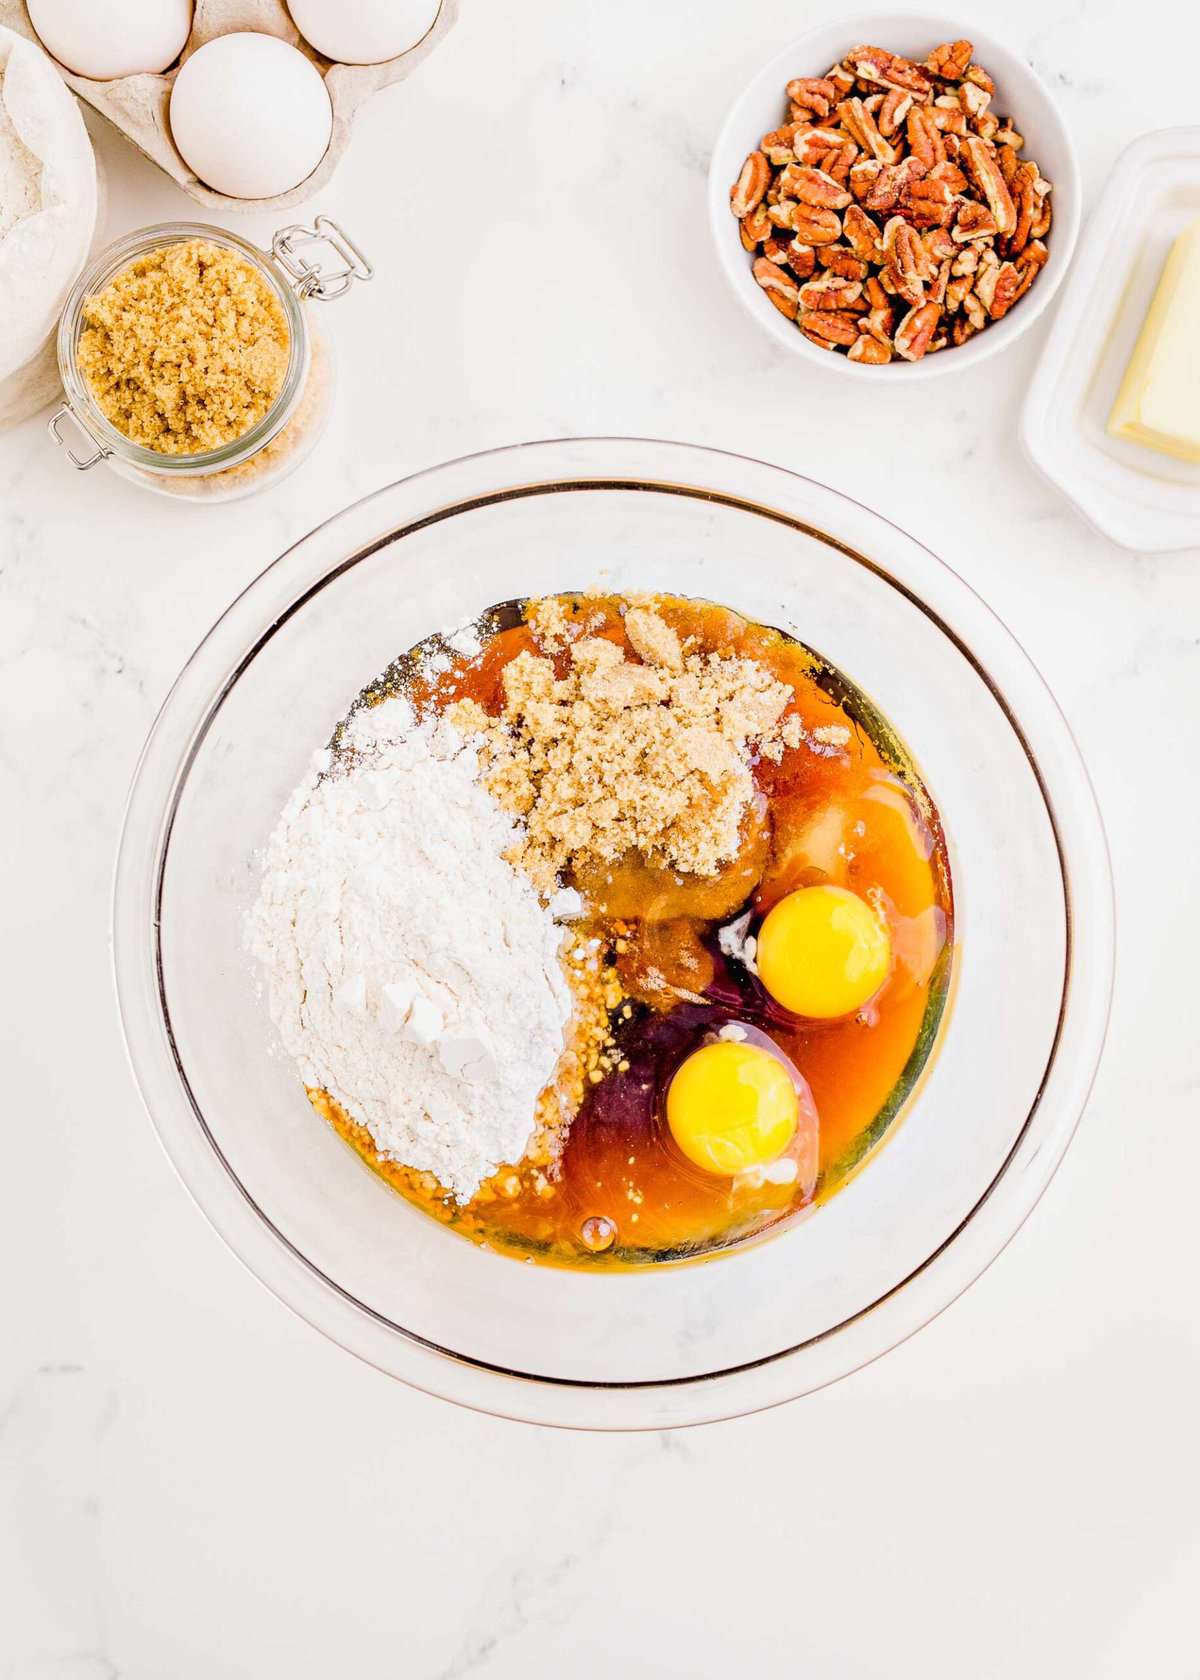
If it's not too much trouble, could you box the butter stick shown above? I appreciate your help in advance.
[1108,218,1200,464]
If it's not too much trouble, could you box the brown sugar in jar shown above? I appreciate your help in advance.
[51,217,371,502]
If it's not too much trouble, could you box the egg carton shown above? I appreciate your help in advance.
[0,0,457,211]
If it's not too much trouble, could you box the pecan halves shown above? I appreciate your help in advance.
[894,300,942,361]
[731,151,770,217]
[962,137,1016,235]
[752,257,801,319]
[732,37,1053,360]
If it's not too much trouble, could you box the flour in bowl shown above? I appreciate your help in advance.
[248,696,573,1203]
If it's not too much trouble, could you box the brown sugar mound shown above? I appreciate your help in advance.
[451,606,802,893]
[77,239,290,455]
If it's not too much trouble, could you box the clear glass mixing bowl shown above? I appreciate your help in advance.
[113,438,1113,1429]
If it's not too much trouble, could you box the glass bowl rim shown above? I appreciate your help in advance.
[112,436,1114,1429]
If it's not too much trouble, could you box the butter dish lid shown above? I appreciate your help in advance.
[1021,126,1200,554]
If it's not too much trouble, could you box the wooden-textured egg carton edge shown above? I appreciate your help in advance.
[0,0,457,211]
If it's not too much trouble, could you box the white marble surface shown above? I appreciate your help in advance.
[3,0,1200,1673]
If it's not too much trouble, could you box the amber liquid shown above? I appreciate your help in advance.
[317,593,953,1269]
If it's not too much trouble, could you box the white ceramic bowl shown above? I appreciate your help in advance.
[708,13,1081,380]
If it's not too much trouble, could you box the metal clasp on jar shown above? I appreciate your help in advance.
[47,403,110,471]
[271,215,374,302]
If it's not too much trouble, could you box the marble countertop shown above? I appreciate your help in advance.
[4,0,1199,1674]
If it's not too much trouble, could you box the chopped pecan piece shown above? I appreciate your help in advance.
[927,258,952,305]
[846,45,933,100]
[929,103,968,135]
[962,290,987,330]
[785,164,853,209]
[878,87,914,137]
[959,81,991,120]
[944,272,973,312]
[894,300,942,360]
[923,226,956,265]
[1004,161,1039,255]
[882,215,927,303]
[742,202,771,245]
[842,203,884,262]
[799,308,861,346]
[953,199,998,243]
[762,123,804,165]
[797,321,839,351]
[848,333,892,363]
[1030,175,1053,239]
[863,155,928,213]
[798,272,865,312]
[731,151,770,217]
[985,261,1023,319]
[905,177,957,227]
[929,159,968,193]
[965,63,994,94]
[849,157,885,201]
[817,244,870,280]
[752,257,800,319]
[906,105,946,170]
[995,124,1024,149]
[951,314,977,346]
[837,97,897,164]
[786,238,817,278]
[792,205,843,245]
[925,39,973,80]
[786,77,838,119]
[962,136,1016,235]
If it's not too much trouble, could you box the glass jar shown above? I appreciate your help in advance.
[49,216,371,502]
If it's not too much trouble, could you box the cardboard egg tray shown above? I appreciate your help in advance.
[0,0,457,211]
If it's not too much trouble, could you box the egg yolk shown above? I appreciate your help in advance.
[666,1041,799,1176]
[756,884,891,1019]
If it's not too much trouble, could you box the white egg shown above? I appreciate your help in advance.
[286,0,440,65]
[169,33,332,200]
[28,0,192,80]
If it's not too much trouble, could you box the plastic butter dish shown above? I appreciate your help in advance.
[1022,127,1200,552]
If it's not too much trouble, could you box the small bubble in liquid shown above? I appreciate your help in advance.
[580,1215,617,1253]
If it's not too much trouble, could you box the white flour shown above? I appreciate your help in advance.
[248,695,572,1202]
